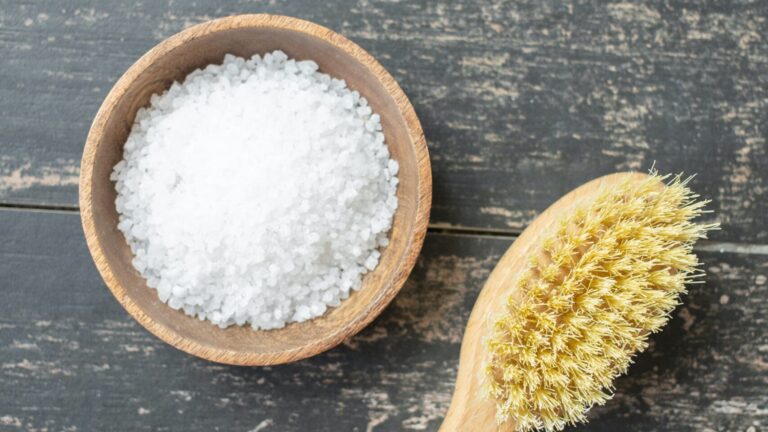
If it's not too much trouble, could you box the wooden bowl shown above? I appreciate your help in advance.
[79,14,431,365]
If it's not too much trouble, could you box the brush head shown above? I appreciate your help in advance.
[484,172,718,431]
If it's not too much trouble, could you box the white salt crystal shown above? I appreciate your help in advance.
[112,51,398,330]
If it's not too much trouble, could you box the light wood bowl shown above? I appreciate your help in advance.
[79,14,431,365]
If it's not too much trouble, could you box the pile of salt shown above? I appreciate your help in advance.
[112,51,399,330]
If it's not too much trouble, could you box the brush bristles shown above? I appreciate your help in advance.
[485,172,718,432]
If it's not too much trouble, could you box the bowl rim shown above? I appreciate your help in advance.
[79,14,432,365]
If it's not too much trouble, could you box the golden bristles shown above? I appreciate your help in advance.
[485,172,718,432]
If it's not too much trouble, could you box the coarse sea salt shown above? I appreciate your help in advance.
[111,51,399,330]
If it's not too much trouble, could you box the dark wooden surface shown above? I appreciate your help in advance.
[1,0,767,241]
[0,211,766,432]
[1,1,767,431]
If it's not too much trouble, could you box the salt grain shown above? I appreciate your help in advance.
[112,51,399,330]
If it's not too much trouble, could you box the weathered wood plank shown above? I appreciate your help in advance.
[0,209,765,431]
[0,0,765,241]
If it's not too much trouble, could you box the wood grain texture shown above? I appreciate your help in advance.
[1,0,767,430]
[79,14,431,365]
[1,210,766,431]
[0,0,765,242]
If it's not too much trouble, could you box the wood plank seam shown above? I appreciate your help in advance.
[0,204,766,256]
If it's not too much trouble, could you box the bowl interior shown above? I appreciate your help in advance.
[86,24,422,363]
